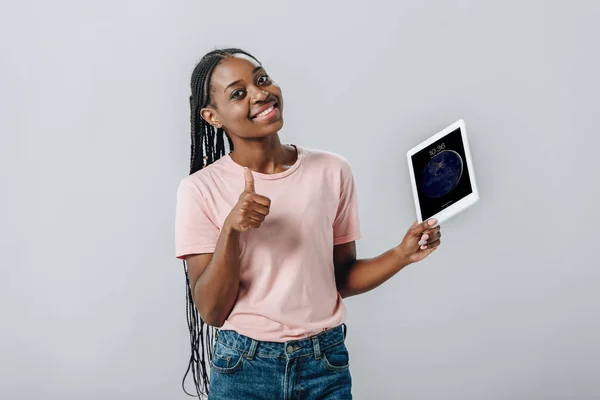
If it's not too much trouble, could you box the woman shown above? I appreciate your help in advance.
[175,48,441,399]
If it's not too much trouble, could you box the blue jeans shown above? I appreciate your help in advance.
[208,324,352,399]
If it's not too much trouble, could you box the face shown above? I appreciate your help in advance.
[200,54,284,139]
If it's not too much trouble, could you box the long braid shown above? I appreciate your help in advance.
[182,48,260,398]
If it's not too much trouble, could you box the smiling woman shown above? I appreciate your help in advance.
[196,53,284,149]
[175,48,441,399]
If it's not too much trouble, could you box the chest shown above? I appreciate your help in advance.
[213,177,339,232]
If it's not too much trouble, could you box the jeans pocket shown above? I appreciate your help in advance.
[321,342,350,372]
[210,341,245,374]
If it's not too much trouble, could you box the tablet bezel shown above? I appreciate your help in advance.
[406,119,479,225]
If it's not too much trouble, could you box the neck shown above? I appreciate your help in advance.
[229,134,295,174]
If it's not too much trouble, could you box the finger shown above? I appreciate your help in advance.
[247,210,265,223]
[242,219,261,230]
[423,226,441,236]
[412,218,437,237]
[244,167,255,193]
[420,238,441,250]
[425,231,441,245]
[251,193,271,208]
[248,201,270,216]
[420,227,440,243]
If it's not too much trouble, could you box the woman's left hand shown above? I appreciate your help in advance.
[397,219,442,265]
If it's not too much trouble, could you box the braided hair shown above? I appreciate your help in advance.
[182,48,261,398]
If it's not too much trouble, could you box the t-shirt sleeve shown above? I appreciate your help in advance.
[333,163,361,245]
[175,179,219,259]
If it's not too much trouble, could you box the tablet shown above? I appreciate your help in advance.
[406,119,479,225]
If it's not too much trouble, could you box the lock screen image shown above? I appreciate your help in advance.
[411,127,473,220]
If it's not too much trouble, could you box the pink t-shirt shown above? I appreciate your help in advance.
[174,145,361,342]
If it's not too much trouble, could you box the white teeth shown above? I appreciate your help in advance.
[256,105,274,118]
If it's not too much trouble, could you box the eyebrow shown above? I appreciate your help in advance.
[224,66,265,93]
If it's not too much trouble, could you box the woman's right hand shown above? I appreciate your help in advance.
[225,167,271,232]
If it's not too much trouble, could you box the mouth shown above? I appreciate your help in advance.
[251,101,280,121]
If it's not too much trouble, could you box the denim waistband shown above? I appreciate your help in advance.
[215,324,347,360]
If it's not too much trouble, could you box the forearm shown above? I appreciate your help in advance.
[338,247,410,298]
[194,222,241,326]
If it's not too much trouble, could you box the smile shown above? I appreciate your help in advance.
[256,105,274,117]
[251,102,280,121]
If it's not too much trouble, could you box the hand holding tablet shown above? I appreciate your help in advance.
[396,218,442,264]
[406,119,479,226]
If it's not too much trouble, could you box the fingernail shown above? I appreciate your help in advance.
[418,240,426,246]
[428,219,437,226]
[421,245,427,249]
[422,234,429,241]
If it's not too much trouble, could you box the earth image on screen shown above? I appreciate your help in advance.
[420,150,464,198]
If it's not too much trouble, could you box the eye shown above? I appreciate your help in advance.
[257,74,271,85]
[230,89,246,100]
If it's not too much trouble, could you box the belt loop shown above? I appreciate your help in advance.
[247,339,258,360]
[312,336,321,359]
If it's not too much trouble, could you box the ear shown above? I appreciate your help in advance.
[200,107,222,129]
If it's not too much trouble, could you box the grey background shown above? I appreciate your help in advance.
[1,0,598,399]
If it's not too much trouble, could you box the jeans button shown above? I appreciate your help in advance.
[286,345,294,354]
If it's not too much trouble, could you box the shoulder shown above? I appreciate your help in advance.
[177,156,231,197]
[298,146,354,174]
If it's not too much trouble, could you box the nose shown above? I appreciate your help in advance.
[250,87,269,103]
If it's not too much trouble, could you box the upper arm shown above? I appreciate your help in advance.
[333,159,361,245]
[175,179,220,259]
[333,241,356,290]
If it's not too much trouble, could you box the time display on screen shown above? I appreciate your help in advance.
[429,143,446,157]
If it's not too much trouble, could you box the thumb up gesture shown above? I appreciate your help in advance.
[225,167,271,232]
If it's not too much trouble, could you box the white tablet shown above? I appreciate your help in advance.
[406,119,479,225]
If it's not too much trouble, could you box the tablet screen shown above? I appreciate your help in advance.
[410,127,473,220]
